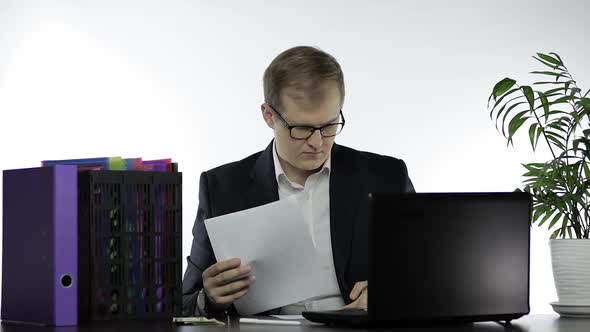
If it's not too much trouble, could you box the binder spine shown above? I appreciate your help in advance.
[53,166,78,325]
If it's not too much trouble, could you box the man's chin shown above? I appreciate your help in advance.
[297,158,326,171]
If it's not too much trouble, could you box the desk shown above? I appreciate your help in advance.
[1,315,588,332]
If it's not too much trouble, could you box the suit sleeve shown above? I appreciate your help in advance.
[181,172,216,316]
[401,159,415,193]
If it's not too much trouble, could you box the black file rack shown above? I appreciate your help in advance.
[78,170,182,321]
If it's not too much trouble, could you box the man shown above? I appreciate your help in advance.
[182,46,415,317]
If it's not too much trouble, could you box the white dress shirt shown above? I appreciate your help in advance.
[272,142,344,314]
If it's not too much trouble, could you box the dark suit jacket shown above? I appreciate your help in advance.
[182,141,414,316]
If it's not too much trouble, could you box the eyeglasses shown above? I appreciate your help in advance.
[268,105,346,140]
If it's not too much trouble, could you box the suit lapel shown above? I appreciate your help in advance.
[329,144,362,296]
[248,140,279,208]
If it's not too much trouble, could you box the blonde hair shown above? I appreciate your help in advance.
[263,46,345,109]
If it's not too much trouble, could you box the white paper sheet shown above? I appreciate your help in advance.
[270,315,305,320]
[205,194,328,315]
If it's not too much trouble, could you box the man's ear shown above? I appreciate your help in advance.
[261,104,274,129]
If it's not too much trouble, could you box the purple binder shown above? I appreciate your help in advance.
[2,165,78,326]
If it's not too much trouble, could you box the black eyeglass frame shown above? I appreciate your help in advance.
[267,104,346,140]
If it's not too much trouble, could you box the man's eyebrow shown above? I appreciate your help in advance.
[297,113,341,127]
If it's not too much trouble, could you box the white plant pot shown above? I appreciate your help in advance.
[550,239,590,305]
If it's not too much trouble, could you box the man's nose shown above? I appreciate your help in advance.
[306,129,323,149]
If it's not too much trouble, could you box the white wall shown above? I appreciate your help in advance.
[1,0,588,314]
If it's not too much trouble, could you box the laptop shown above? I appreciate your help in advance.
[303,192,531,326]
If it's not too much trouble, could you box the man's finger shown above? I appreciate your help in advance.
[349,281,368,300]
[216,275,255,296]
[339,289,368,311]
[215,265,252,286]
[203,258,241,279]
[338,299,358,310]
[232,288,249,301]
[213,287,250,306]
[357,289,368,308]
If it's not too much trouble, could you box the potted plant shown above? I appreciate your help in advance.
[488,52,590,317]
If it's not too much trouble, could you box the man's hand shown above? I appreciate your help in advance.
[339,281,368,309]
[202,258,255,310]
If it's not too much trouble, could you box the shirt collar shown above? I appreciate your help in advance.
[272,140,331,186]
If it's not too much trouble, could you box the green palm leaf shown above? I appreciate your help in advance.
[489,78,516,104]
[487,52,589,238]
